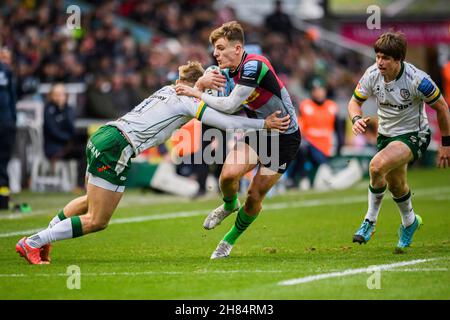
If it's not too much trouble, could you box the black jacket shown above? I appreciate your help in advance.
[43,102,75,158]
[0,62,16,127]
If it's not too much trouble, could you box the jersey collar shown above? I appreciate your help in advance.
[395,61,404,81]
[228,51,248,78]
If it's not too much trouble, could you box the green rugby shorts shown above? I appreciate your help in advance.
[86,125,134,187]
[377,129,431,163]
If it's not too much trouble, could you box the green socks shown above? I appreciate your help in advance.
[223,206,258,245]
[223,193,238,211]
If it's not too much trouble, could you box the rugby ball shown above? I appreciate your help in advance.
[204,65,221,97]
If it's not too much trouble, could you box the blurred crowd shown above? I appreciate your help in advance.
[0,0,364,121]
[0,0,382,197]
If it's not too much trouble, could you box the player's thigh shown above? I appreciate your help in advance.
[247,165,282,200]
[371,141,413,174]
[221,141,259,180]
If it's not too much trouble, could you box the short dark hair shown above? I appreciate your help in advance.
[374,31,407,61]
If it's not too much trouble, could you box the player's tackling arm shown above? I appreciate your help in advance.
[195,102,290,132]
[176,83,253,114]
[428,96,450,168]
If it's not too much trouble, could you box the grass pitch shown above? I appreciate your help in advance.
[0,168,449,300]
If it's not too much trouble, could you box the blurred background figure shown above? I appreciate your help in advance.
[44,83,84,188]
[264,0,294,44]
[0,47,16,209]
[286,76,338,189]
[43,83,75,161]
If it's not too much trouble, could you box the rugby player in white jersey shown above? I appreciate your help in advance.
[15,61,290,264]
[349,31,450,251]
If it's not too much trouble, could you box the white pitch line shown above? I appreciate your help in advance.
[1,187,449,238]
[278,258,442,286]
[386,268,448,272]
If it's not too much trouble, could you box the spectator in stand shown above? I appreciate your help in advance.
[43,83,76,161]
[286,76,338,189]
[264,0,295,43]
[0,47,16,209]
[43,83,86,188]
[86,75,118,119]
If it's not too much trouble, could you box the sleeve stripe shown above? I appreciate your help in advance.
[427,90,441,105]
[195,101,207,120]
[257,62,269,84]
[353,90,367,102]
[425,87,440,101]
[425,87,436,98]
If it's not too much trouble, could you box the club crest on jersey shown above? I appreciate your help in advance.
[400,88,410,100]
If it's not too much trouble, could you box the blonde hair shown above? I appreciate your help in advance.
[209,21,244,45]
[178,61,205,86]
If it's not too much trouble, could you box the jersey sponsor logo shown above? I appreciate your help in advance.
[150,94,168,101]
[87,140,101,158]
[379,101,411,110]
[400,88,410,100]
[242,60,258,80]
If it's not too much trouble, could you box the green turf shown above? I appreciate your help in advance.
[0,168,449,299]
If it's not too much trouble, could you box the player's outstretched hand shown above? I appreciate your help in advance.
[437,146,450,168]
[264,111,290,133]
[196,70,226,92]
[175,84,202,99]
[352,117,371,135]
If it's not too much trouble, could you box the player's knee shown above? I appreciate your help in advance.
[369,159,386,177]
[220,171,238,186]
[246,188,263,207]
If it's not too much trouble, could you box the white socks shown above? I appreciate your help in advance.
[393,190,415,227]
[26,216,83,248]
[26,219,74,248]
[364,185,387,223]
[48,210,66,228]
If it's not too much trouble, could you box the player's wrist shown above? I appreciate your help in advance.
[442,135,450,146]
[351,115,362,124]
